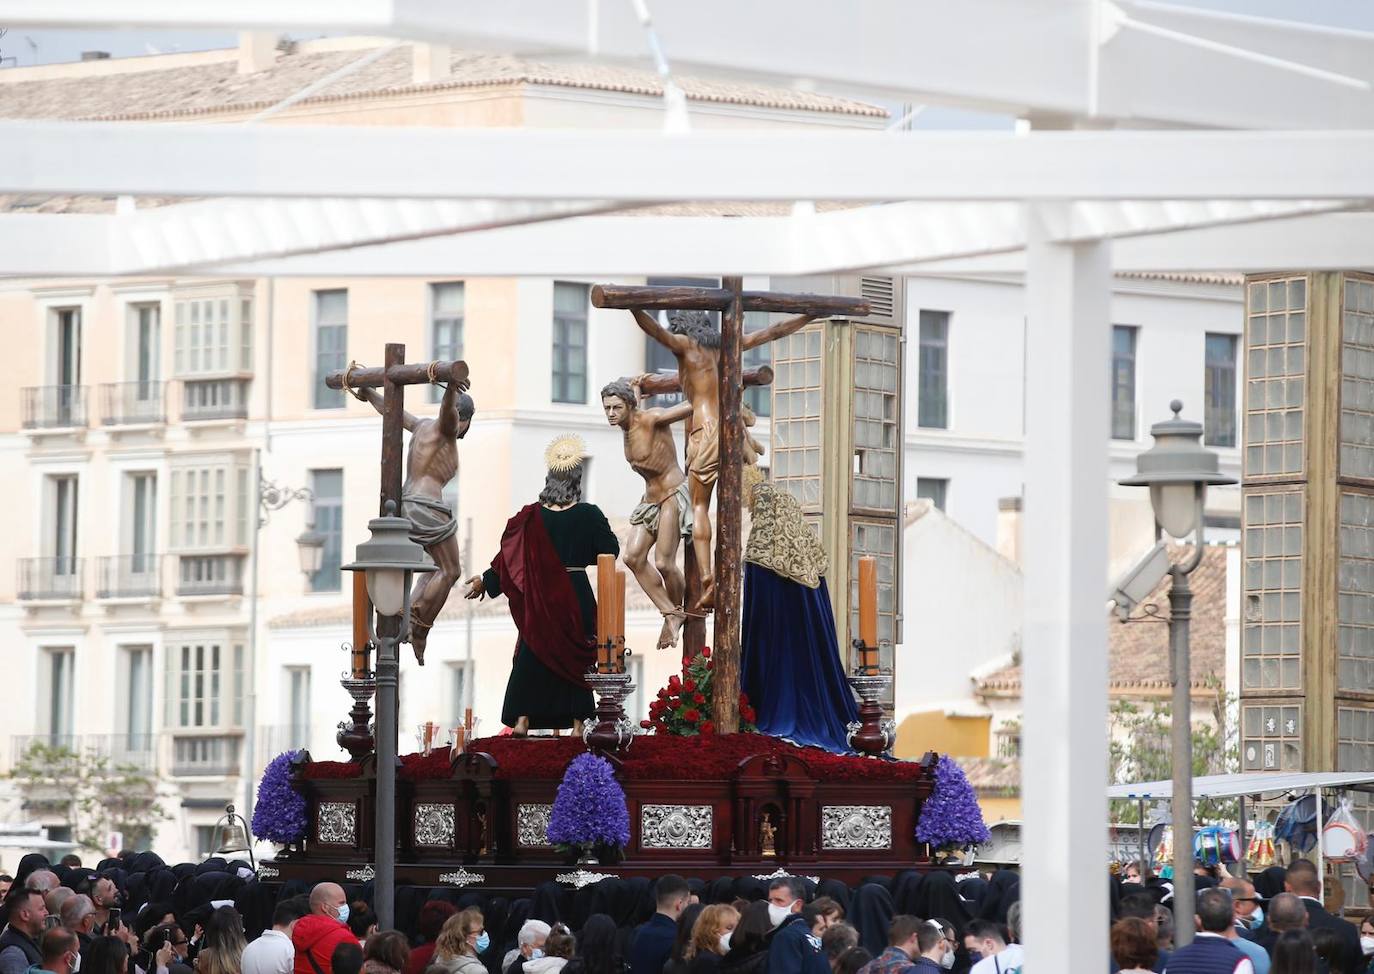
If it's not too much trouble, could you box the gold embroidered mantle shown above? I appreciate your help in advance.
[745,482,827,588]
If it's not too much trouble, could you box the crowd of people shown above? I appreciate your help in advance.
[1109,859,1368,974]
[0,852,1024,974]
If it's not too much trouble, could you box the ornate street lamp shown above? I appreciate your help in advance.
[295,527,326,578]
[1119,400,1236,945]
[342,501,434,929]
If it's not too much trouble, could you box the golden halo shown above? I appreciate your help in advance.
[544,433,588,473]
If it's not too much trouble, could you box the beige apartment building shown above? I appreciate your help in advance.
[0,36,885,862]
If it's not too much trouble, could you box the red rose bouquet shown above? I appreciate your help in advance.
[641,646,758,736]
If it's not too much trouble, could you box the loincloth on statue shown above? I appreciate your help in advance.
[629,479,693,538]
[401,492,458,548]
[686,419,720,488]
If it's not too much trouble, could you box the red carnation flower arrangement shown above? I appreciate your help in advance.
[639,646,758,737]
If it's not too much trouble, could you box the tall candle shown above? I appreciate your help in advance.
[858,556,878,673]
[614,569,627,672]
[351,571,370,677]
[596,553,616,656]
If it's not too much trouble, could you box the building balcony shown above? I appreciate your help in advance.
[170,733,241,777]
[10,734,81,768]
[18,557,83,601]
[95,554,163,599]
[101,381,165,426]
[175,553,245,597]
[256,724,311,765]
[180,377,250,422]
[90,733,159,771]
[22,385,87,430]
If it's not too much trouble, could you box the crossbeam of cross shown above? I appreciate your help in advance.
[593,280,868,733]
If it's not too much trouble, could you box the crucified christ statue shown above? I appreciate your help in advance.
[632,307,815,612]
[354,376,474,664]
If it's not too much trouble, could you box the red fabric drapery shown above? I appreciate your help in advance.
[491,504,595,689]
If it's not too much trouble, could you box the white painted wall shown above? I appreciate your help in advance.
[904,274,1243,555]
[895,503,1022,715]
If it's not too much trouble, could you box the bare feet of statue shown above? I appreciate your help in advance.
[693,578,716,614]
[657,610,686,651]
[573,719,585,738]
[512,716,529,737]
[410,621,430,666]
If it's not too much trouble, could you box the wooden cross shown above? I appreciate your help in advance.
[592,281,868,733]
[323,345,468,692]
[324,345,469,518]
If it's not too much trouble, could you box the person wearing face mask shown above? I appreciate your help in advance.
[962,920,1023,974]
[291,885,355,974]
[764,879,826,974]
[28,926,80,974]
[1357,917,1374,972]
[914,923,953,974]
[502,920,549,974]
[1221,878,1265,941]
[432,909,487,974]
[682,905,739,974]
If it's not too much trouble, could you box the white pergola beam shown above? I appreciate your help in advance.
[1020,205,1111,972]
[9,1,1374,128]
[0,0,1091,119]
[117,197,628,274]
[0,200,1363,278]
[11,123,1374,203]
[900,210,1374,276]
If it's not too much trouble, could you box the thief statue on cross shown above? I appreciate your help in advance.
[352,369,474,663]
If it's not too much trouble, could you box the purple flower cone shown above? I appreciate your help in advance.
[916,755,990,850]
[547,752,631,850]
[252,750,309,844]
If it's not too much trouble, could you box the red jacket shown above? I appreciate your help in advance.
[292,914,357,974]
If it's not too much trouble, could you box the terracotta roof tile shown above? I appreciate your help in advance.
[1117,271,1244,288]
[957,756,1020,793]
[0,46,885,122]
[976,544,1230,696]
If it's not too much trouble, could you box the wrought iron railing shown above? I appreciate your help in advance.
[181,378,250,421]
[96,554,163,599]
[175,554,245,597]
[22,385,87,429]
[101,381,165,426]
[170,734,241,777]
[18,557,83,600]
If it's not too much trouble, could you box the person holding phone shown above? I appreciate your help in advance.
[88,883,120,938]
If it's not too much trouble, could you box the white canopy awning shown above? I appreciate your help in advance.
[1107,771,1374,801]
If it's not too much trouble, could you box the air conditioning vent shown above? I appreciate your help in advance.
[859,277,896,320]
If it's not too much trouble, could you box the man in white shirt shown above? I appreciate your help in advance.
[963,920,1024,974]
[243,897,310,974]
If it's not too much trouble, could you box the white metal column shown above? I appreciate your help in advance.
[1020,203,1111,969]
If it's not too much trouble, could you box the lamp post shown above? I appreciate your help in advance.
[243,463,327,826]
[1119,400,1236,945]
[342,502,434,930]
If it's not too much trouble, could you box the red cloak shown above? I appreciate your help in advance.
[491,503,595,689]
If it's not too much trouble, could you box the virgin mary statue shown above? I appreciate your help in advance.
[740,479,859,753]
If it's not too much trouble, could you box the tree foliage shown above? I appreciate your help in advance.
[1107,679,1240,825]
[9,741,167,853]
